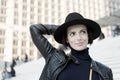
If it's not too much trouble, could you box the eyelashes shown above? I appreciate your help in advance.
[68,30,87,37]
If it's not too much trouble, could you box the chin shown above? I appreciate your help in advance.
[75,47,87,51]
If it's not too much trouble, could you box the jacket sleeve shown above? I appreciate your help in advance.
[30,24,58,60]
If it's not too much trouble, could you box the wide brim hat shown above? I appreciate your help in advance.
[54,12,101,44]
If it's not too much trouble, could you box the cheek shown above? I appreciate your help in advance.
[67,36,72,43]
[83,34,89,42]
[85,36,89,41]
[67,37,75,46]
[84,37,89,44]
[68,40,74,45]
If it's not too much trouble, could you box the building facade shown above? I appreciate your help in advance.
[0,0,110,62]
[109,0,120,37]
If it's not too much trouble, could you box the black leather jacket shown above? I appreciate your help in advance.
[30,24,113,80]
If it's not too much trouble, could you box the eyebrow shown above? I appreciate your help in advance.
[69,28,87,32]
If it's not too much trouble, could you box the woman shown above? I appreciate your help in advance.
[30,12,113,80]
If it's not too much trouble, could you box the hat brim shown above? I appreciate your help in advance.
[54,19,101,44]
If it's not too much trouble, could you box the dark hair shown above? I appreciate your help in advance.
[61,26,93,47]
[87,29,93,44]
[61,32,68,48]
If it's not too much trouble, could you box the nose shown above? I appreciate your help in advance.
[76,34,82,40]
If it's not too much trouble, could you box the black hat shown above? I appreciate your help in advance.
[54,12,101,44]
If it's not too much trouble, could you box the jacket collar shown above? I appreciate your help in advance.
[91,59,105,80]
[67,54,105,79]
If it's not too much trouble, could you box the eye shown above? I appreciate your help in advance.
[69,32,75,36]
[80,30,87,34]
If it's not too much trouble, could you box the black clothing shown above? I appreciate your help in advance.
[10,65,16,77]
[10,67,16,77]
[57,48,99,80]
[11,59,16,67]
[30,24,113,80]
[71,48,91,61]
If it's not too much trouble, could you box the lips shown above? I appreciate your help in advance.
[75,42,84,46]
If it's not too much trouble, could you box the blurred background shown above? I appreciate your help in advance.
[0,0,120,80]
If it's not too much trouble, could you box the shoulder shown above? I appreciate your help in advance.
[94,60,111,70]
[93,60,113,78]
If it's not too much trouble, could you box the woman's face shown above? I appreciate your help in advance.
[67,24,88,51]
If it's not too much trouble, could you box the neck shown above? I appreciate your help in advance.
[71,47,91,60]
[71,47,89,54]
